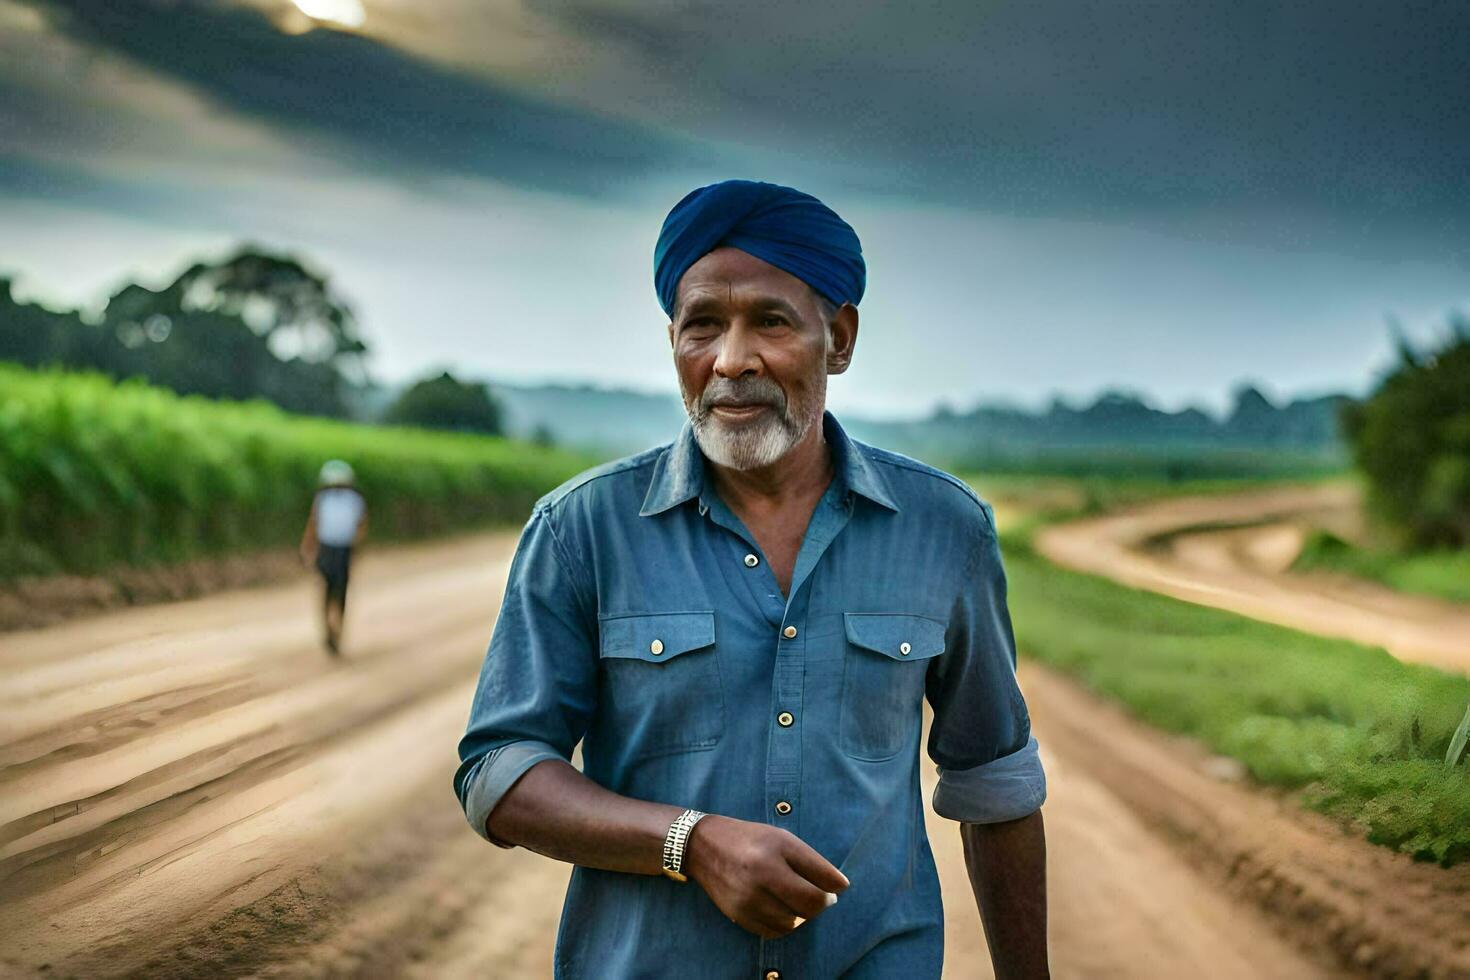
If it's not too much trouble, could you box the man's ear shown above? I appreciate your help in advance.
[826,303,859,375]
[666,321,675,349]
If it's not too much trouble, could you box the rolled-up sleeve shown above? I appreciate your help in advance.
[453,505,597,845]
[925,504,1046,823]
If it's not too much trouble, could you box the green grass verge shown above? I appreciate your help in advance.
[1291,529,1470,604]
[999,522,1470,866]
[0,363,597,579]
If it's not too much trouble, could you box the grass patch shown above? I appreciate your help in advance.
[1291,529,1470,604]
[999,526,1470,866]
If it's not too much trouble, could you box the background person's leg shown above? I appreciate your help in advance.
[316,545,350,654]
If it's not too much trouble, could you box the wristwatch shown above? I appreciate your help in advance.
[661,808,708,882]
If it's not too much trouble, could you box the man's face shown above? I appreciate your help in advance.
[668,247,857,471]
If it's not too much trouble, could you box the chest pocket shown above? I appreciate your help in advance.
[840,613,947,761]
[598,611,723,760]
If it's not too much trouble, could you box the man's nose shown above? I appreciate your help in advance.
[711,322,761,379]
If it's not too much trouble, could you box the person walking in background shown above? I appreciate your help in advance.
[300,459,367,655]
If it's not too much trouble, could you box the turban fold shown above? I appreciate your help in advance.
[653,179,865,318]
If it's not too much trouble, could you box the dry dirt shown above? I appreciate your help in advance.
[1033,482,1470,674]
[2,530,1463,979]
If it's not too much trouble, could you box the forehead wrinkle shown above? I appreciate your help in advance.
[680,282,806,313]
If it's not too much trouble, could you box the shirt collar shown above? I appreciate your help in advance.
[639,410,899,517]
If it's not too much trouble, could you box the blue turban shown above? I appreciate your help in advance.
[653,179,865,318]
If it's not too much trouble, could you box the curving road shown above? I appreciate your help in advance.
[0,531,1347,978]
[1033,482,1470,675]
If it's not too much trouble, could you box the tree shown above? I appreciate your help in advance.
[1342,317,1470,547]
[169,247,369,383]
[386,371,504,435]
[0,246,369,417]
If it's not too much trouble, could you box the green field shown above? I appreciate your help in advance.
[0,364,594,579]
[992,511,1470,867]
[1291,529,1470,604]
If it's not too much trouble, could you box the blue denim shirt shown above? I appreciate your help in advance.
[454,412,1045,979]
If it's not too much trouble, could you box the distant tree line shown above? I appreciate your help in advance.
[1344,317,1470,548]
[0,247,367,417]
[853,383,1353,475]
[0,246,505,436]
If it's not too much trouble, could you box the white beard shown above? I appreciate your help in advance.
[681,373,826,471]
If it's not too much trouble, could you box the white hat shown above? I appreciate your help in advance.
[319,459,355,486]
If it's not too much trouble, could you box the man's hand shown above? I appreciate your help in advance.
[684,814,849,939]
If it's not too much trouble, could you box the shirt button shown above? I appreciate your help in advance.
[744,553,759,567]
[765,972,782,980]
[774,800,792,815]
[650,639,664,655]
[782,626,798,639]
[899,641,912,656]
[777,711,794,727]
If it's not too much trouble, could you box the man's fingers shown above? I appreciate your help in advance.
[783,839,851,895]
[763,873,837,921]
[743,899,805,939]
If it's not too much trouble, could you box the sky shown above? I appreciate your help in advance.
[1,0,1467,418]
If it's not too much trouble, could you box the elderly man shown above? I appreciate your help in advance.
[454,179,1049,978]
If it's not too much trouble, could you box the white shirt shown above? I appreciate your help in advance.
[315,487,365,547]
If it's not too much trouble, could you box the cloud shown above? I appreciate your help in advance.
[10,0,1468,248]
[522,0,1470,236]
[10,0,718,198]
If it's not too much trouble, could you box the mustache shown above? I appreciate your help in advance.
[696,377,787,419]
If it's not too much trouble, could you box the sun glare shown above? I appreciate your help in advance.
[290,0,366,28]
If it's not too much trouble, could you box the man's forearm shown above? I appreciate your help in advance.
[485,758,686,875]
[961,809,1049,979]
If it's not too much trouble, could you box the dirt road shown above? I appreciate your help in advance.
[1033,482,1470,674]
[1,533,1343,978]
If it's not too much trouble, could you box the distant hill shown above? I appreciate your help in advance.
[845,385,1351,470]
[490,382,688,454]
[452,379,1352,471]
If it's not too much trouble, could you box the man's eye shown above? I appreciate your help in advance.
[761,315,787,328]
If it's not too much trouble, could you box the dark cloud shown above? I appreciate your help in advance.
[532,0,1470,236]
[6,0,1467,255]
[13,0,716,198]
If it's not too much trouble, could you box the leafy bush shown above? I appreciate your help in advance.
[0,364,593,578]
[1343,320,1470,547]
[385,371,504,434]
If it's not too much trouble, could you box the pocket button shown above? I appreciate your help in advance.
[650,639,664,655]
